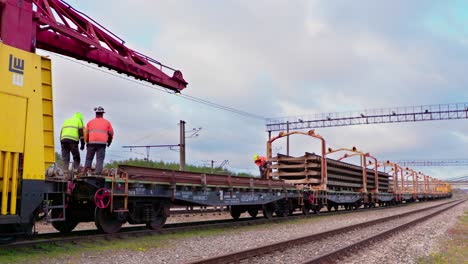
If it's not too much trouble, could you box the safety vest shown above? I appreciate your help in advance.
[254,156,267,167]
[60,114,84,142]
[86,117,114,144]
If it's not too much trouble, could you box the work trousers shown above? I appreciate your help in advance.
[61,140,80,171]
[259,165,267,179]
[84,144,106,174]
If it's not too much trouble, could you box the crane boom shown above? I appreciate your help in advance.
[0,0,187,91]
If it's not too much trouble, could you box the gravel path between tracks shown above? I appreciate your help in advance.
[342,200,467,264]
[241,201,466,263]
[39,199,463,264]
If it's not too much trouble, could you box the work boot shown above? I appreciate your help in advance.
[62,169,70,180]
[81,167,89,176]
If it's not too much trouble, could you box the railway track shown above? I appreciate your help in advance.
[187,198,466,264]
[0,200,451,250]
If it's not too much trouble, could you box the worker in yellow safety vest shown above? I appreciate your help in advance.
[60,112,85,172]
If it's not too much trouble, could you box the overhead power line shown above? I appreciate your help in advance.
[122,144,180,161]
[394,159,468,167]
[445,176,468,182]
[177,93,266,120]
[266,102,468,131]
[48,52,266,120]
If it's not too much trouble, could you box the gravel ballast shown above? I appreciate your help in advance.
[342,199,467,264]
[241,201,465,263]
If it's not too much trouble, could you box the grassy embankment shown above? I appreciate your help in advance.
[418,210,468,263]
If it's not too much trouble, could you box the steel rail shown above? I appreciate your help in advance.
[0,200,426,250]
[186,199,464,264]
[303,199,466,264]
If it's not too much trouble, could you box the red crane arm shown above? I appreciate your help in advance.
[0,0,187,92]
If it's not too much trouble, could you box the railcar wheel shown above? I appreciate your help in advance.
[289,205,294,215]
[230,210,241,220]
[276,209,288,217]
[302,204,310,215]
[146,202,170,230]
[95,207,123,234]
[313,204,321,214]
[248,209,259,218]
[262,203,275,219]
[51,209,78,233]
[353,202,361,210]
[230,206,244,220]
[147,215,167,230]
[275,200,290,217]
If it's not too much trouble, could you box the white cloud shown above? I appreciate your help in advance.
[451,131,468,144]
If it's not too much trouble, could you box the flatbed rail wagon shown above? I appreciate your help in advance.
[60,166,302,233]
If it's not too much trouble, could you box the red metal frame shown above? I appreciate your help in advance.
[267,130,328,190]
[403,168,417,198]
[327,147,369,194]
[383,161,402,197]
[431,177,435,194]
[0,0,187,91]
[364,154,379,194]
[415,172,421,194]
[423,174,429,196]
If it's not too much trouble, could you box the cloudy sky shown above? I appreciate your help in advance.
[43,0,467,179]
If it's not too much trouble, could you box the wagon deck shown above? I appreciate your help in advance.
[117,165,298,190]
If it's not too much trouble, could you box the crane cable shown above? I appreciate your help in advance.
[47,52,267,120]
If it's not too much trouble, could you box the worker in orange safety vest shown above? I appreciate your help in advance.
[253,154,268,178]
[84,106,114,174]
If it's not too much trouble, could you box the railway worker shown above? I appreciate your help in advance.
[60,112,85,173]
[254,154,268,178]
[84,106,114,174]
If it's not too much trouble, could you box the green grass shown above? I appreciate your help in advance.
[418,210,468,264]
